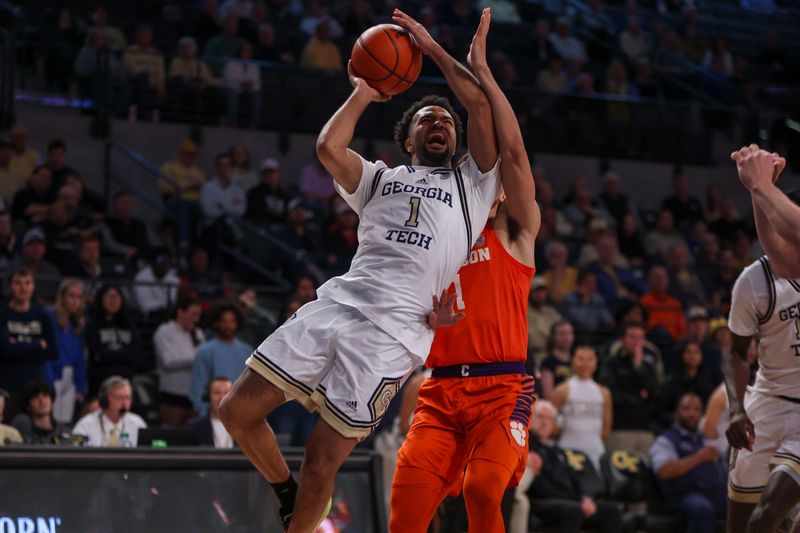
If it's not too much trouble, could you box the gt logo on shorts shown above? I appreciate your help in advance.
[368,376,403,421]
[510,421,527,447]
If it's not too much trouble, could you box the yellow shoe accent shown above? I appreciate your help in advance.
[314,498,333,530]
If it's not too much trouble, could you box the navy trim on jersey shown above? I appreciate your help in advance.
[758,256,776,325]
[453,166,472,258]
[252,351,314,396]
[729,481,767,493]
[405,165,415,173]
[788,280,800,293]
[366,167,388,205]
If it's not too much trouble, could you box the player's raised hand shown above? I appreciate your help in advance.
[467,8,491,74]
[347,60,390,102]
[392,9,437,56]
[730,144,778,192]
[726,412,755,451]
[427,289,465,329]
[770,151,787,183]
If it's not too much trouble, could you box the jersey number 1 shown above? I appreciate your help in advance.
[405,197,421,227]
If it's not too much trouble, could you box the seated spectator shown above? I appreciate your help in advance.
[223,42,262,128]
[709,198,749,248]
[598,171,632,227]
[87,5,126,52]
[607,301,665,378]
[203,15,243,76]
[121,24,165,119]
[181,246,223,306]
[665,243,706,309]
[61,173,105,219]
[59,231,112,300]
[291,275,318,306]
[527,400,623,533]
[0,388,23,443]
[300,20,343,73]
[7,229,60,304]
[641,265,687,342]
[298,155,335,207]
[551,346,612,470]
[229,144,258,191]
[617,213,646,268]
[530,19,555,71]
[0,139,26,205]
[12,165,56,226]
[543,241,578,305]
[619,16,650,64]
[563,189,614,242]
[549,17,587,64]
[0,210,18,271]
[154,293,205,426]
[657,342,715,429]
[588,233,644,311]
[540,320,575,399]
[169,36,216,88]
[577,221,620,268]
[536,56,567,94]
[273,199,320,281]
[9,126,39,182]
[200,152,247,225]
[45,279,87,424]
[685,306,723,386]
[99,192,152,262]
[254,23,296,64]
[85,284,143,397]
[44,139,77,191]
[73,30,126,105]
[599,321,657,454]
[650,393,727,531]
[560,270,614,333]
[133,249,180,316]
[72,376,147,446]
[526,276,563,371]
[160,139,206,246]
[11,379,67,444]
[644,208,684,262]
[480,0,521,24]
[42,199,91,268]
[702,36,733,78]
[604,58,639,104]
[662,168,703,232]
[322,198,358,276]
[188,377,235,448]
[236,288,277,347]
[189,303,253,415]
[246,158,288,225]
[167,36,218,121]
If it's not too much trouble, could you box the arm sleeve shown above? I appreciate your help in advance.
[332,155,387,217]
[729,262,769,337]
[649,435,679,472]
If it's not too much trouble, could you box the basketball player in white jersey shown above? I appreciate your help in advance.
[731,145,797,278]
[725,234,800,532]
[220,10,501,532]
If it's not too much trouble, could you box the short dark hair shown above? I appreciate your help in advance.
[211,301,244,332]
[19,378,55,412]
[215,152,232,165]
[8,266,32,284]
[393,95,463,157]
[176,291,200,311]
[577,268,596,284]
[621,321,647,336]
[47,139,66,153]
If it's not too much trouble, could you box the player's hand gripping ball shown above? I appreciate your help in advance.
[350,24,422,97]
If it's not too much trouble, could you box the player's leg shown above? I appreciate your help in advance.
[220,368,292,482]
[287,418,357,533]
[391,466,451,532]
[747,468,800,533]
[727,501,757,533]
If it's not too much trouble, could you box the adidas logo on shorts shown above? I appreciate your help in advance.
[510,421,527,447]
[345,400,358,412]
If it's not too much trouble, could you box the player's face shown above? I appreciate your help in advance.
[407,106,456,167]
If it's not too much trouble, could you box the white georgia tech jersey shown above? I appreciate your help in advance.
[317,153,500,361]
[729,256,800,398]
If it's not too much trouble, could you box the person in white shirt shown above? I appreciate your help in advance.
[133,249,180,316]
[153,293,205,426]
[549,18,587,65]
[200,152,247,223]
[189,377,235,448]
[223,41,261,127]
[72,376,146,447]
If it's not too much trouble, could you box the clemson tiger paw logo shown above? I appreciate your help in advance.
[510,421,527,447]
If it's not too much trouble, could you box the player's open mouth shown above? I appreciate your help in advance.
[426,132,447,150]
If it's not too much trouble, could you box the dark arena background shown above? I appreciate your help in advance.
[0,0,798,532]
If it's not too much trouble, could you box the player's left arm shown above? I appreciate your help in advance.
[466,8,540,261]
[392,9,498,172]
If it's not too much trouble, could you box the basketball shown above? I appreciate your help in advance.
[350,24,422,97]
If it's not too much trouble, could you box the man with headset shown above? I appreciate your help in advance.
[73,376,146,447]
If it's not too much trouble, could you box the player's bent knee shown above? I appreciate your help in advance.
[463,463,507,509]
[301,453,338,482]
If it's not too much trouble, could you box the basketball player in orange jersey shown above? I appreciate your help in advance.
[390,9,540,533]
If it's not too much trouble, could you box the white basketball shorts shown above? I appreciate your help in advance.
[729,390,800,503]
[245,297,422,439]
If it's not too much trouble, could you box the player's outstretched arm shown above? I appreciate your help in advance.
[392,9,497,172]
[723,331,755,451]
[733,145,800,277]
[316,62,388,193]
[467,8,540,247]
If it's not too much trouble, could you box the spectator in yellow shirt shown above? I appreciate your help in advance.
[160,140,206,247]
[300,20,343,73]
[88,6,126,52]
[9,126,39,181]
[169,36,216,88]
[122,24,165,119]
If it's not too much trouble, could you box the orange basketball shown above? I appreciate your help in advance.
[350,24,422,97]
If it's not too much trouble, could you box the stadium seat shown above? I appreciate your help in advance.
[563,448,606,499]
[599,449,657,503]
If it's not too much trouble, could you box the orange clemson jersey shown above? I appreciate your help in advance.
[427,222,535,368]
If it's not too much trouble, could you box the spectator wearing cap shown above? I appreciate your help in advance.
[560,270,614,334]
[641,265,687,342]
[0,388,23,443]
[200,152,247,224]
[133,249,180,317]
[549,17,587,64]
[0,139,26,203]
[246,157,288,225]
[99,192,152,262]
[526,276,563,371]
[322,197,359,277]
[686,306,723,386]
[9,126,40,182]
[274,198,321,281]
[160,139,207,203]
[543,241,578,305]
[12,165,56,226]
[11,379,67,444]
[7,228,61,304]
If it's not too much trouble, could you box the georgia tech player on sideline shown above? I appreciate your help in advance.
[220,8,502,533]
[391,9,540,532]
[724,194,800,533]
